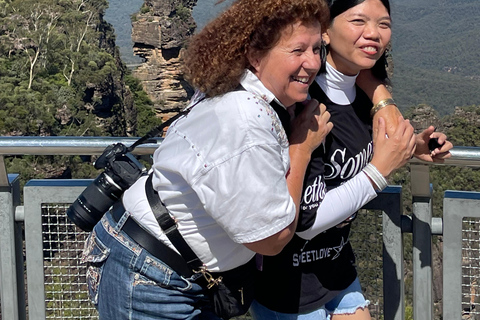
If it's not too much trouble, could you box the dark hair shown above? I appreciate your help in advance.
[328,0,390,20]
[183,0,329,98]
[325,0,391,82]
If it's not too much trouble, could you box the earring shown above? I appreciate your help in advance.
[383,48,390,69]
[320,40,327,66]
[319,40,328,74]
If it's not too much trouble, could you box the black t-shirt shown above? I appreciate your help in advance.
[254,81,373,314]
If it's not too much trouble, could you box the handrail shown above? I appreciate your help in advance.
[0,136,162,156]
[0,136,161,187]
[0,136,477,166]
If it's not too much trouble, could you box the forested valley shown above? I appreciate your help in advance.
[0,0,161,181]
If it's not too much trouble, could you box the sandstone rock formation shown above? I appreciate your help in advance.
[132,0,196,119]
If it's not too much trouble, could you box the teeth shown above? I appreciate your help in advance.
[363,46,377,52]
[293,77,309,84]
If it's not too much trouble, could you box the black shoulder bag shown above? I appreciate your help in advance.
[145,174,256,320]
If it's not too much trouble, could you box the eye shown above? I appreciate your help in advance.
[292,47,306,55]
[379,21,391,29]
[350,19,365,25]
[313,46,321,54]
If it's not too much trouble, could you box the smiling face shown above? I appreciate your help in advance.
[249,21,322,107]
[324,0,391,76]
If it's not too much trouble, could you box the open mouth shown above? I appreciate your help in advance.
[292,76,310,84]
[361,46,379,54]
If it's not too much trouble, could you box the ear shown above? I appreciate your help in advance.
[247,50,261,71]
[322,32,330,45]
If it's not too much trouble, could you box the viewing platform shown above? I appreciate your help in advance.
[0,136,479,320]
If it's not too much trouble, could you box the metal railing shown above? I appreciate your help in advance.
[0,136,479,320]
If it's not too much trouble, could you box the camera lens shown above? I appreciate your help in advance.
[67,172,123,231]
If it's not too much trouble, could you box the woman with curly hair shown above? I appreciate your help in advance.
[81,0,333,319]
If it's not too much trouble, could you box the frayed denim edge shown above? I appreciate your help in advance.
[328,299,370,317]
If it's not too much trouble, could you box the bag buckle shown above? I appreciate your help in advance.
[195,266,223,289]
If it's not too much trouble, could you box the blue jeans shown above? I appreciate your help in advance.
[81,209,220,320]
[250,278,369,320]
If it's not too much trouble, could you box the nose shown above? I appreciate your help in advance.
[363,22,380,40]
[304,49,321,73]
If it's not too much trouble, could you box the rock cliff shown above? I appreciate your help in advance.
[131,0,196,119]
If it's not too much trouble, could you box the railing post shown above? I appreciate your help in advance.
[24,179,91,320]
[410,164,433,320]
[443,191,480,319]
[364,185,404,320]
[0,173,26,320]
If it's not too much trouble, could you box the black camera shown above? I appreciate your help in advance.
[67,143,147,231]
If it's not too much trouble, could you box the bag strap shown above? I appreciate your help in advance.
[236,83,291,136]
[269,100,291,136]
[145,173,204,270]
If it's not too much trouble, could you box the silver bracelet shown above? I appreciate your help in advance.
[363,163,388,191]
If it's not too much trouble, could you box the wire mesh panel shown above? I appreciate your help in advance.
[462,217,480,319]
[350,209,384,320]
[38,206,383,320]
[39,203,255,320]
[41,203,98,319]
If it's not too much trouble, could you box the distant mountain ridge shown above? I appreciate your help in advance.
[107,0,480,115]
[390,0,480,115]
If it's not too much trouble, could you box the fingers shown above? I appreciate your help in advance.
[307,101,332,135]
[431,140,453,161]
[319,102,327,115]
[423,125,435,138]
[407,124,417,157]
[319,103,333,132]
[289,100,332,154]
[430,131,447,145]
[375,116,386,142]
[428,131,453,159]
[396,118,415,163]
[393,116,408,136]
[303,99,320,116]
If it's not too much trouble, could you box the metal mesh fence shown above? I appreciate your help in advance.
[39,205,383,320]
[462,217,480,319]
[350,209,384,320]
[40,203,253,320]
[42,204,98,319]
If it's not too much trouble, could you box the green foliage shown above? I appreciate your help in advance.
[175,4,191,23]
[124,72,162,136]
[390,0,480,115]
[405,304,414,320]
[140,5,150,14]
[0,0,162,181]
[0,0,122,137]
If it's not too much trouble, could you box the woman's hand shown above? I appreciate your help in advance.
[289,99,333,154]
[370,116,416,177]
[413,126,453,163]
[261,99,333,255]
[373,105,403,139]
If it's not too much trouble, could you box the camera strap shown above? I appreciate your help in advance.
[145,173,237,290]
[145,173,204,271]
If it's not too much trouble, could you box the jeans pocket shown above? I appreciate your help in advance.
[81,230,110,305]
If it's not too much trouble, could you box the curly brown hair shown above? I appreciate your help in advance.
[183,0,329,98]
